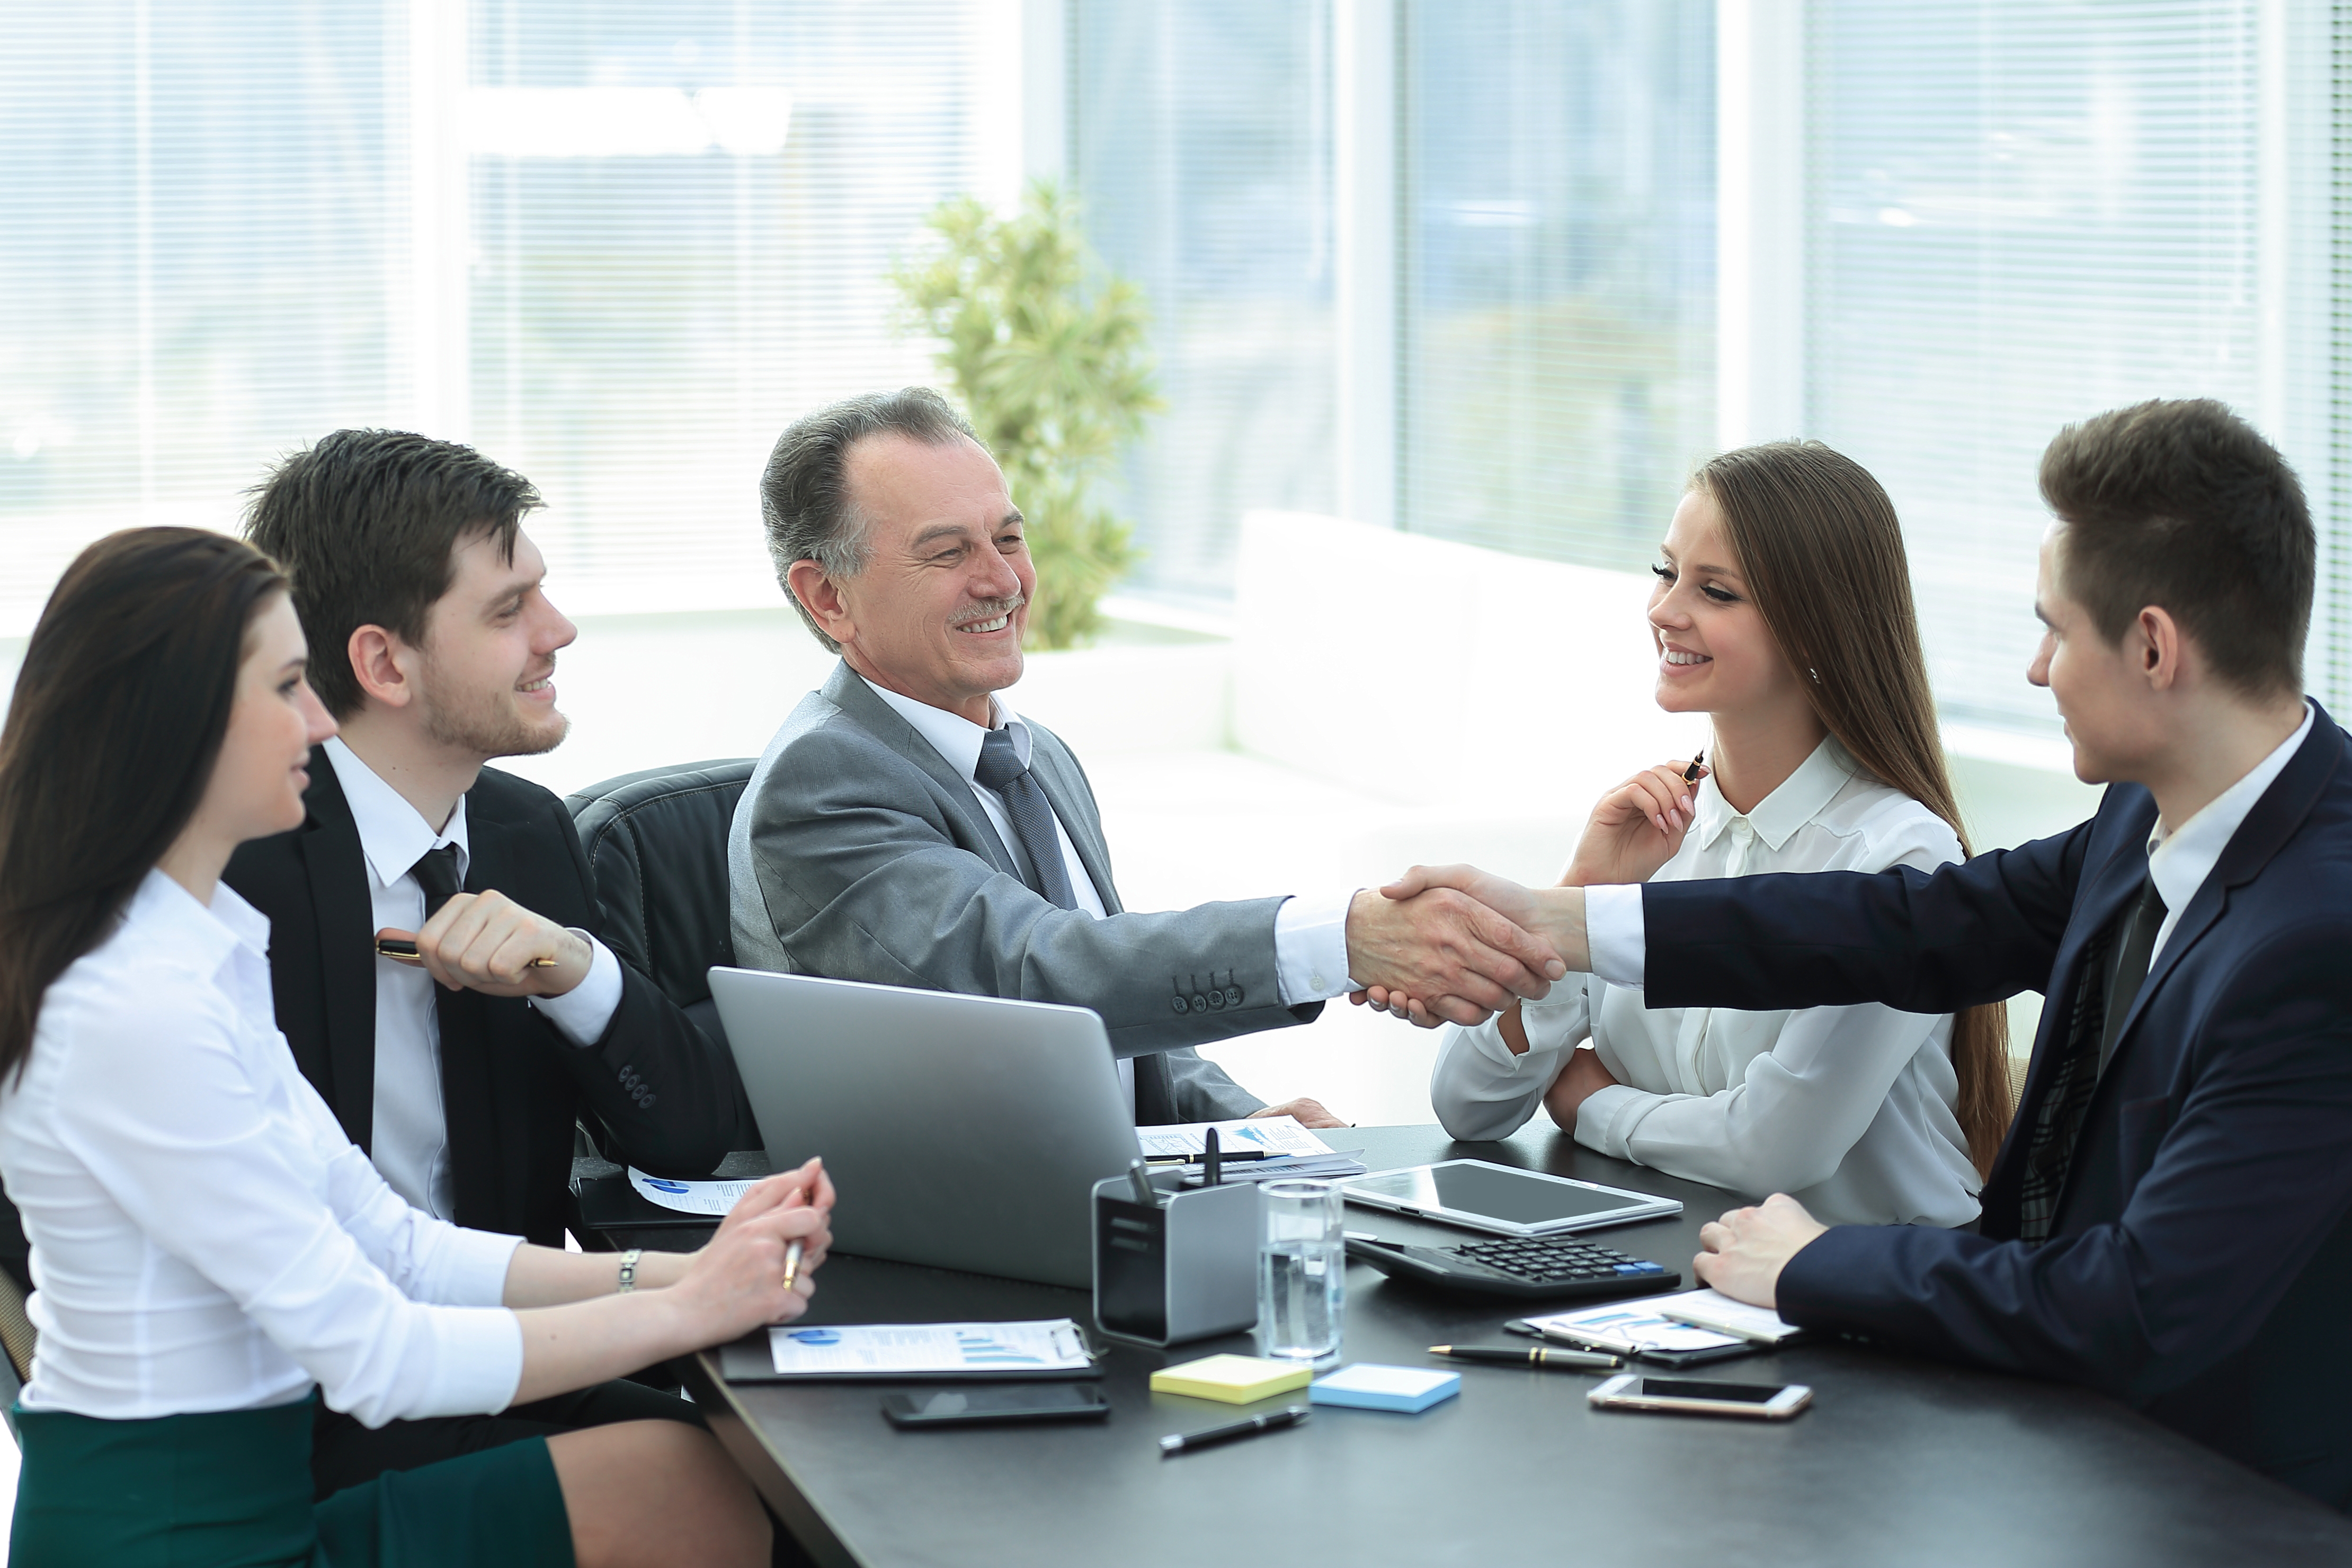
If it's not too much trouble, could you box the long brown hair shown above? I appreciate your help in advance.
[0,529,290,1084]
[1693,442,2016,1179]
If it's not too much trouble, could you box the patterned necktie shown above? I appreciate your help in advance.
[973,728,1078,910]
[2016,875,2166,1243]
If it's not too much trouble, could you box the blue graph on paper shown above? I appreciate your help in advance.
[956,1328,1046,1365]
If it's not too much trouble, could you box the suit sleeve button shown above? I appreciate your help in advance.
[1172,995,1189,1014]
[1190,994,1209,1013]
[1225,986,1243,1006]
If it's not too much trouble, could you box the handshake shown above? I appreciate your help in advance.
[1340,759,1701,1024]
[1340,866,1597,1028]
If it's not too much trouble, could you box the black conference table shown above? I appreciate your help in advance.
[612,1126,2352,1567]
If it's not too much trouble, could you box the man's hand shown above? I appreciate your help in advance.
[1691,1194,1828,1310]
[1541,1046,1619,1132]
[1564,760,1706,888]
[1250,1097,1348,1130]
[1342,882,1566,1028]
[1348,868,1589,1025]
[395,889,594,998]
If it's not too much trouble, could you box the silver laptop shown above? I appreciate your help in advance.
[708,966,1144,1289]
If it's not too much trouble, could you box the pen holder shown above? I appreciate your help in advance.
[1092,1175,1259,1347]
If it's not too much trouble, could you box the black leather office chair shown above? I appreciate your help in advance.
[564,756,771,1267]
[565,757,758,1051]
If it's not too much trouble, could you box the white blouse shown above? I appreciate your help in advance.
[0,870,525,1425]
[1430,737,1982,1227]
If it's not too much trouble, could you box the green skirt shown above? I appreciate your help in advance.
[8,1394,573,1568]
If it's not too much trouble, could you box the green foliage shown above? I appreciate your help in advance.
[893,181,1160,649]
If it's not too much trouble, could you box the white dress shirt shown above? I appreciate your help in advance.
[326,740,622,1217]
[0,870,524,1426]
[2142,701,2313,965]
[858,679,1359,1109]
[1432,737,1981,1227]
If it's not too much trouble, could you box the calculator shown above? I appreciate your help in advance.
[1345,1232,1680,1301]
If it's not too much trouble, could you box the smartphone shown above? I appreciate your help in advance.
[1587,1373,1811,1420]
[881,1384,1111,1428]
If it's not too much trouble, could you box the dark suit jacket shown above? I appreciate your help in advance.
[730,662,1314,1122]
[1638,706,2352,1504]
[222,749,742,1247]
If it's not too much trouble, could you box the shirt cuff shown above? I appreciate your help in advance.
[412,1307,528,1419]
[529,933,623,1047]
[1574,1080,1647,1159]
[1273,890,1360,1005]
[1584,884,1646,988]
[424,1226,523,1309]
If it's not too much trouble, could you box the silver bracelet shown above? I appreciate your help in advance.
[617,1248,642,1294]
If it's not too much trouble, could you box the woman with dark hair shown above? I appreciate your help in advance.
[0,528,831,1567]
[1421,443,2011,1227]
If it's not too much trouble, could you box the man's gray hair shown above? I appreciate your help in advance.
[760,387,984,652]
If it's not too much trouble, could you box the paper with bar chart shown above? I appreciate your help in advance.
[767,1320,1093,1376]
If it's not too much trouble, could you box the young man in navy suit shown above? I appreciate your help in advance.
[1365,400,2352,1505]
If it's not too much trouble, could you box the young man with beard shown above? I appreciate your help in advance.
[233,430,745,1496]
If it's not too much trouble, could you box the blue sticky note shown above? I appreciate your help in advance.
[1309,1364,1460,1414]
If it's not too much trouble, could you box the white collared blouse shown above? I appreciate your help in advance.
[1430,737,1982,1227]
[0,870,524,1423]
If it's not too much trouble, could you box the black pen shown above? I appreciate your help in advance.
[1144,1150,1275,1164]
[1431,1343,1622,1372]
[1159,1404,1310,1456]
[1682,748,1707,783]
[1203,1127,1221,1187]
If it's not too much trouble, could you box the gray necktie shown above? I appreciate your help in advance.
[973,728,1077,910]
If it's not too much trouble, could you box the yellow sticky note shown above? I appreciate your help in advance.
[1150,1355,1314,1404]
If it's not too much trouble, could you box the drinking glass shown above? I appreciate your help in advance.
[1257,1178,1344,1363]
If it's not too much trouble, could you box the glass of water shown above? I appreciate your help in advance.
[1258,1179,1344,1364]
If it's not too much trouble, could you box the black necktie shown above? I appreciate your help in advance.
[408,843,464,920]
[973,728,1077,910]
[2017,875,2167,1243]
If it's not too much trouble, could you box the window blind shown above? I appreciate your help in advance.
[0,0,406,632]
[1066,0,1336,602]
[1805,1,2265,736]
[1397,0,1716,572]
[468,1,988,614]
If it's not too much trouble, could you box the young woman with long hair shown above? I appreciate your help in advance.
[1419,442,2012,1226]
[0,528,832,1567]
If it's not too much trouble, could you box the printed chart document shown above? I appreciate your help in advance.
[768,1320,1093,1377]
[1653,1288,1804,1344]
[627,1167,759,1218]
[1134,1116,1366,1181]
[1526,1300,1748,1357]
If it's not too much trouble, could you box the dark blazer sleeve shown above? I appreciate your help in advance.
[1777,917,2352,1405]
[526,787,741,1174]
[1639,817,2095,1015]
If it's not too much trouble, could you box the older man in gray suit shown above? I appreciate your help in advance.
[727,388,1566,1125]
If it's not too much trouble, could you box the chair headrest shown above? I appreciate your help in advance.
[566,759,756,1010]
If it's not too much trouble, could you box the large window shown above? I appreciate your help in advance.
[1397,0,1716,570]
[469,1,989,613]
[1067,0,1336,602]
[0,0,406,630]
[1804,1,2269,735]
[0,1,996,629]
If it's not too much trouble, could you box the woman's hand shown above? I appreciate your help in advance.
[1561,760,1708,888]
[671,1158,835,1341]
[1542,1046,1620,1130]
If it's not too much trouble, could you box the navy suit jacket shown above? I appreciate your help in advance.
[1642,705,2352,1504]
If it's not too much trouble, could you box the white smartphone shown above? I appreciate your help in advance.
[1587,1373,1812,1420]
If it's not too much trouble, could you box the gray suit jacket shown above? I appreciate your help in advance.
[728,662,1322,1122]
